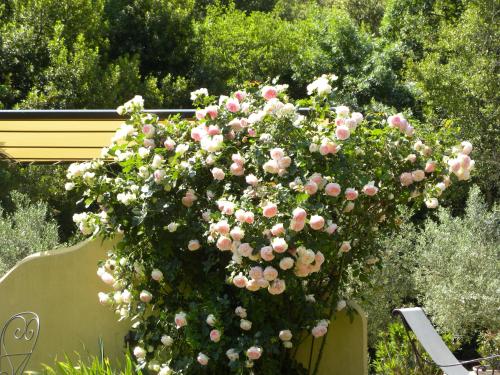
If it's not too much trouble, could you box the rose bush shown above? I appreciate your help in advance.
[68,74,474,374]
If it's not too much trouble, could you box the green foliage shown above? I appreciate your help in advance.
[478,331,500,370]
[372,321,459,374]
[406,0,500,200]
[42,353,141,375]
[0,191,59,276]
[413,186,500,338]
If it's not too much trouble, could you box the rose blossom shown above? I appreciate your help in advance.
[216,236,232,251]
[262,86,277,100]
[425,160,436,173]
[235,306,247,318]
[197,353,209,366]
[210,329,221,342]
[247,346,263,361]
[340,241,351,253]
[268,279,286,295]
[133,346,147,360]
[279,257,294,270]
[230,162,245,176]
[400,172,414,186]
[412,169,426,182]
[325,183,341,197]
[292,207,307,221]
[461,141,473,155]
[271,223,285,236]
[246,174,258,186]
[164,138,176,150]
[249,266,264,280]
[263,266,278,281]
[425,198,439,209]
[215,220,230,234]
[240,319,252,330]
[211,168,225,181]
[263,159,279,174]
[206,314,216,326]
[206,105,218,119]
[238,243,253,257]
[312,325,328,338]
[226,98,240,113]
[335,125,350,140]
[260,246,275,261]
[188,240,201,251]
[325,222,338,234]
[263,203,278,218]
[98,292,110,305]
[151,269,163,281]
[304,181,318,195]
[345,188,359,201]
[230,226,245,241]
[309,215,325,230]
[279,330,293,341]
[226,349,239,362]
[290,219,305,232]
[175,312,187,328]
[362,183,378,196]
[233,273,248,288]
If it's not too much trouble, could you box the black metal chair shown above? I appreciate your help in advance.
[0,312,40,375]
[393,307,499,375]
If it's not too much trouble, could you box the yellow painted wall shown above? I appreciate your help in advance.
[0,238,367,373]
[0,238,130,370]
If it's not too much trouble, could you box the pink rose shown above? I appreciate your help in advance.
[335,125,350,140]
[425,161,436,173]
[233,273,248,288]
[304,181,318,195]
[271,237,288,253]
[209,329,221,343]
[175,312,187,328]
[249,266,263,280]
[412,170,425,182]
[263,203,278,218]
[211,168,225,181]
[292,207,307,221]
[340,241,351,253]
[197,353,209,366]
[226,98,240,113]
[311,325,328,338]
[195,109,207,120]
[260,246,275,261]
[461,141,473,155]
[142,124,155,138]
[262,86,277,100]
[143,138,155,148]
[232,153,245,165]
[268,279,286,295]
[154,169,166,183]
[290,219,305,232]
[234,90,246,102]
[309,215,325,230]
[216,236,232,251]
[151,269,163,281]
[271,223,285,236]
[230,226,245,241]
[164,138,176,150]
[400,172,413,186]
[278,156,292,169]
[325,223,338,234]
[315,251,325,265]
[238,243,253,257]
[208,125,221,135]
[188,240,201,251]
[206,105,218,119]
[246,346,263,360]
[325,183,341,197]
[345,188,359,201]
[310,173,323,185]
[362,183,378,196]
[230,162,245,176]
[319,143,330,155]
[279,257,294,270]
[263,266,278,281]
[270,148,285,161]
[228,118,242,131]
[246,174,258,186]
[215,220,230,235]
[244,211,255,224]
[235,209,246,222]
[139,290,152,303]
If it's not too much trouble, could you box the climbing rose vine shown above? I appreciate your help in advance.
[68,74,474,374]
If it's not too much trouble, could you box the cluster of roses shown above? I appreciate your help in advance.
[67,74,475,373]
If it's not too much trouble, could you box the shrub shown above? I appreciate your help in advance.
[68,75,473,373]
[0,191,59,276]
[413,185,500,338]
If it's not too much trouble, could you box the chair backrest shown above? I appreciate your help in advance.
[0,312,40,375]
[394,307,468,375]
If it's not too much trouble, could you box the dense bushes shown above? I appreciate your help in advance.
[0,191,59,276]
